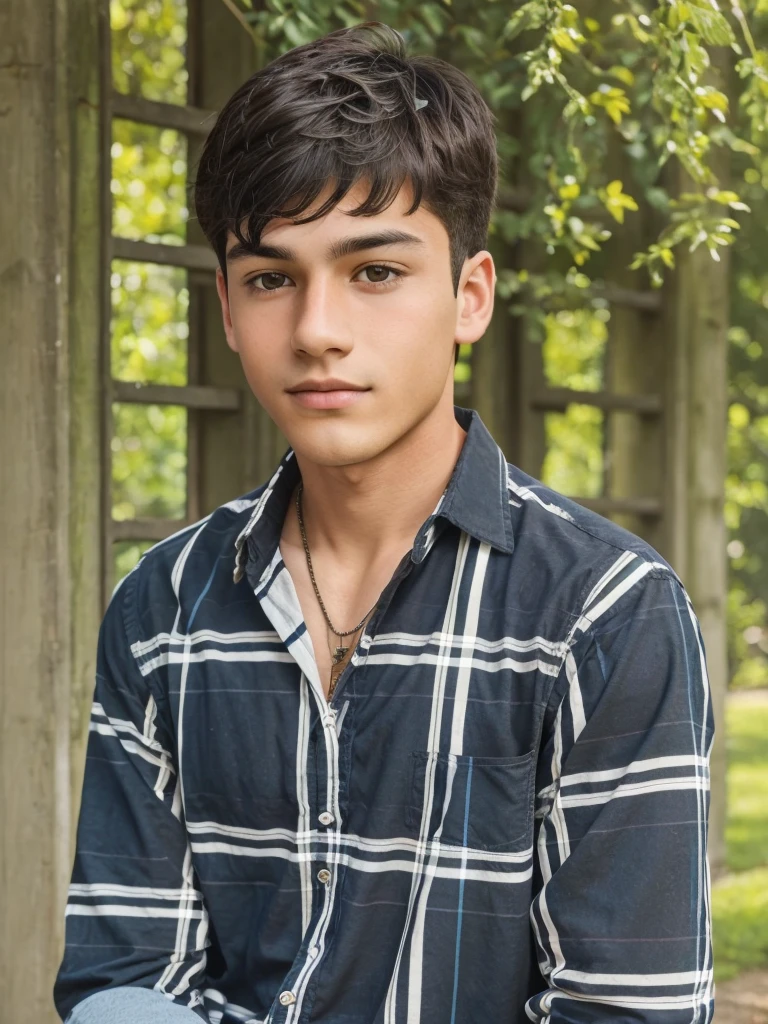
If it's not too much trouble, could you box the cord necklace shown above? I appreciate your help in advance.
[296,480,377,700]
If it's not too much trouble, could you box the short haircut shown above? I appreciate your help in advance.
[193,21,499,309]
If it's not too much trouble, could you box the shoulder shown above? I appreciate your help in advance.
[503,467,711,728]
[506,461,672,570]
[113,483,269,646]
[504,460,684,628]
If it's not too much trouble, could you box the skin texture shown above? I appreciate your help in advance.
[216,177,496,697]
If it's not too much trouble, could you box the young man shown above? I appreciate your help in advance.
[55,22,714,1024]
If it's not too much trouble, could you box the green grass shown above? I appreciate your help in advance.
[712,866,768,981]
[723,699,768,873]
[712,697,768,982]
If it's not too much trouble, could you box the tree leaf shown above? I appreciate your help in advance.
[687,5,736,46]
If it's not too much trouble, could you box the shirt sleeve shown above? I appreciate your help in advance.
[53,566,210,1022]
[527,565,714,1023]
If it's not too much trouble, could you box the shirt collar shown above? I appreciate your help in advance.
[233,404,514,586]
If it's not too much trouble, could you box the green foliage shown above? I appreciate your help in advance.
[540,308,608,498]
[111,261,189,384]
[112,403,188,521]
[727,583,768,689]
[112,121,188,244]
[543,406,605,498]
[111,0,188,104]
[542,308,607,391]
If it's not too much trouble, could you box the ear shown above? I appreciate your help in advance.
[216,267,239,354]
[454,250,496,349]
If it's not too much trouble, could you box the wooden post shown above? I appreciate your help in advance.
[661,44,732,877]
[0,0,103,1020]
[663,212,730,877]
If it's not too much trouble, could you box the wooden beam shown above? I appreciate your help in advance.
[113,380,241,410]
[112,518,191,541]
[531,387,662,416]
[496,182,530,213]
[112,236,218,271]
[597,283,662,313]
[112,90,216,135]
[571,495,662,517]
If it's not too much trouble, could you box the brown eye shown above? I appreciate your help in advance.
[255,272,287,291]
[363,265,393,284]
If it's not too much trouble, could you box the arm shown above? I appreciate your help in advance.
[54,567,210,1023]
[528,564,714,1023]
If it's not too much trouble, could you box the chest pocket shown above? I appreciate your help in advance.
[405,748,535,852]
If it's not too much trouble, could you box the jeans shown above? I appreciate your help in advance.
[64,986,204,1024]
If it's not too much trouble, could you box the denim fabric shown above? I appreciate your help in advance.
[65,986,203,1024]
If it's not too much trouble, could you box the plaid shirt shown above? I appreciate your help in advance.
[55,404,714,1024]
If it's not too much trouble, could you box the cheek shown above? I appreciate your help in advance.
[383,296,455,367]
[229,302,277,364]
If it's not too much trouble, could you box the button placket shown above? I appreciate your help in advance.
[281,638,349,1020]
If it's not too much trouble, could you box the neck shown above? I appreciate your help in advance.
[289,397,467,570]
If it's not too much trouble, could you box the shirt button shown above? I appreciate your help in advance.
[278,991,296,1006]
[317,868,331,884]
[318,811,334,826]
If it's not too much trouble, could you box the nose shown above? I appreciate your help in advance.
[291,275,353,359]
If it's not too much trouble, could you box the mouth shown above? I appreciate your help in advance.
[286,387,371,410]
[285,380,369,393]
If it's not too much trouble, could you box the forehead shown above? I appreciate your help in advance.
[258,176,445,245]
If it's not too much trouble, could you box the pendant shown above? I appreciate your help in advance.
[332,645,349,664]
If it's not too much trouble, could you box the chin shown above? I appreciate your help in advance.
[282,420,393,469]
[292,437,384,469]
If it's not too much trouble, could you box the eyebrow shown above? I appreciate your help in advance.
[225,229,427,265]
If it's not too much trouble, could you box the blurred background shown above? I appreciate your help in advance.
[1,1,767,1021]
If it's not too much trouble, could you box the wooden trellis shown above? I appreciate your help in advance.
[102,1,283,600]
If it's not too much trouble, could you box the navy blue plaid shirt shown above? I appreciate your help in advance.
[55,404,714,1024]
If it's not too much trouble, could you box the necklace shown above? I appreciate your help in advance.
[296,481,377,700]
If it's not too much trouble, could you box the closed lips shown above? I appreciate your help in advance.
[286,380,369,392]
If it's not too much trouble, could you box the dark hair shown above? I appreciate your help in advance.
[194,22,498,318]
